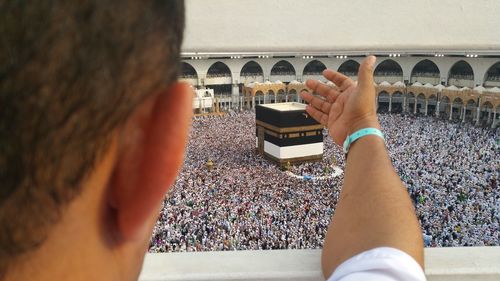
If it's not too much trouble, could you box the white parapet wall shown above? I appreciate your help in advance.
[139,247,500,281]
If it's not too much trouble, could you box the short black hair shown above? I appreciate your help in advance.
[0,0,185,274]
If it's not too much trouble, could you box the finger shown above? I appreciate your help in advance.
[322,69,355,91]
[357,56,376,94]
[305,80,340,103]
[299,90,313,102]
[305,105,328,126]
[302,92,331,114]
[301,91,329,113]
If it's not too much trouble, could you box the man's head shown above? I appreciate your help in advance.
[0,1,192,280]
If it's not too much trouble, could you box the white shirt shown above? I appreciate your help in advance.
[327,247,426,281]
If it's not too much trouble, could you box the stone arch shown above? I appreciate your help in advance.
[440,96,451,106]
[427,94,438,115]
[206,61,233,95]
[438,95,450,117]
[179,62,198,86]
[448,60,474,87]
[478,101,494,125]
[452,97,464,104]
[484,61,500,87]
[481,101,493,110]
[271,60,296,76]
[407,92,416,113]
[411,59,440,84]
[288,89,298,102]
[464,99,477,122]
[338,60,360,78]
[374,59,403,83]
[428,94,438,102]
[377,91,390,113]
[207,61,232,78]
[303,60,327,76]
[270,60,296,82]
[267,89,276,103]
[416,93,426,114]
[391,91,404,113]
[241,61,264,84]
[450,97,464,120]
[181,62,198,78]
[254,90,265,105]
[276,89,286,102]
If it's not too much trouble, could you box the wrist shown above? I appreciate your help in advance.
[343,127,385,154]
[347,116,381,136]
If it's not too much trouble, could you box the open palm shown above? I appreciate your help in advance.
[299,56,380,146]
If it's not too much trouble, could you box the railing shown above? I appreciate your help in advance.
[412,72,440,78]
[269,74,296,83]
[139,246,500,281]
[374,75,403,83]
[205,77,232,85]
[447,78,474,88]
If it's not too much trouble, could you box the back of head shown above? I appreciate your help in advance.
[0,0,184,275]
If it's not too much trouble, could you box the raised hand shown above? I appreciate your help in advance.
[299,56,380,146]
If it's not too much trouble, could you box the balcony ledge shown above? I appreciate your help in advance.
[139,246,500,281]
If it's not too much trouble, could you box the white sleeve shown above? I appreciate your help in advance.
[327,247,426,281]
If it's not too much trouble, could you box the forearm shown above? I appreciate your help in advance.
[322,133,424,278]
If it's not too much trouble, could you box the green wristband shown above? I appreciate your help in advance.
[343,128,385,154]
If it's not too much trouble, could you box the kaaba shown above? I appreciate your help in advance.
[255,102,324,165]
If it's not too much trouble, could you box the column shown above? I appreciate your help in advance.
[425,99,429,116]
[274,94,277,103]
[232,84,239,110]
[462,106,466,123]
[388,95,392,113]
[403,95,407,112]
[487,110,492,123]
[492,110,497,129]
[435,101,440,117]
[252,95,255,110]
[232,84,239,96]
[475,106,481,125]
[413,99,417,114]
[285,94,288,102]
[198,75,204,88]
[449,103,453,120]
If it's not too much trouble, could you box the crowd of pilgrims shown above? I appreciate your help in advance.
[149,110,499,253]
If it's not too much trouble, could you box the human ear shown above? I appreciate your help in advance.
[109,82,192,241]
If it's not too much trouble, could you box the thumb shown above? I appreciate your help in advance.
[357,56,376,92]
